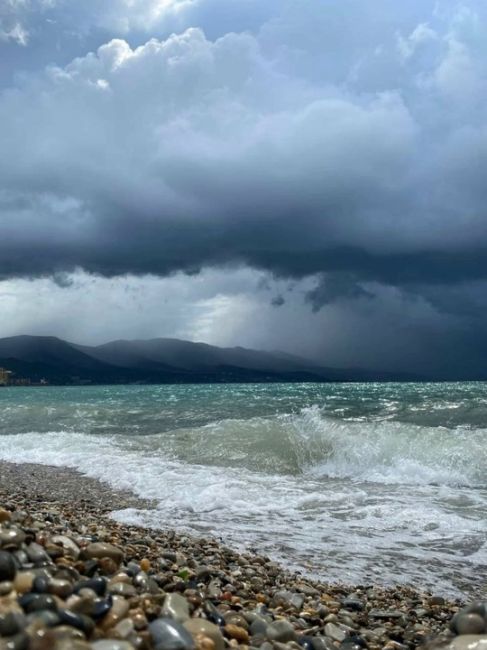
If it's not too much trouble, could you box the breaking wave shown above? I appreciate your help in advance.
[0,404,484,488]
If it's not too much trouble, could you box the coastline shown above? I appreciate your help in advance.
[0,460,464,649]
[0,460,153,512]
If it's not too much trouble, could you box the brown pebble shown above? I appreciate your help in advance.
[185,619,225,650]
[140,558,151,572]
[48,579,73,598]
[84,542,124,564]
[14,571,34,594]
[0,509,11,523]
[224,624,250,643]
[109,572,132,584]
[29,629,58,650]
[130,609,149,631]
[98,557,119,575]
[195,633,216,650]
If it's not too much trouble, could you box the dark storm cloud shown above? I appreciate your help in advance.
[305,274,374,312]
[271,294,285,307]
[2,0,487,316]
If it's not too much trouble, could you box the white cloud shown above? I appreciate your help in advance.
[0,22,29,45]
[397,23,438,61]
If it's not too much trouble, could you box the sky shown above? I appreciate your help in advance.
[1,0,487,377]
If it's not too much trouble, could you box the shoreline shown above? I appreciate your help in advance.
[0,460,466,649]
[0,460,154,512]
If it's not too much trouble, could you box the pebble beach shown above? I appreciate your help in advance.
[0,460,485,650]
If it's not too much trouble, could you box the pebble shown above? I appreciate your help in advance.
[0,581,12,596]
[0,483,472,650]
[92,642,136,650]
[26,542,50,565]
[272,590,305,610]
[342,595,364,612]
[429,596,446,606]
[310,636,336,650]
[447,636,487,650]
[20,593,58,613]
[463,603,487,619]
[0,611,23,636]
[369,609,404,619]
[162,593,191,623]
[0,550,16,582]
[85,543,124,564]
[150,618,196,650]
[13,572,34,594]
[123,620,140,638]
[75,577,107,597]
[108,582,137,597]
[324,622,346,643]
[224,623,249,643]
[194,633,216,650]
[0,631,29,649]
[266,620,297,643]
[100,595,130,630]
[0,528,26,549]
[184,618,225,650]
[49,578,74,598]
[451,612,486,635]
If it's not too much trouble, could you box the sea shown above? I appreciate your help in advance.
[0,382,485,599]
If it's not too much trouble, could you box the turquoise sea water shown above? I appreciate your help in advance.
[0,382,486,598]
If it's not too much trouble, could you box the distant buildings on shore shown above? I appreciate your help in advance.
[0,368,12,385]
[0,368,48,386]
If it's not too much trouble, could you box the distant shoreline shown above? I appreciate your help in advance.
[4,374,487,388]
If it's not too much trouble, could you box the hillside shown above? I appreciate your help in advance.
[0,335,422,385]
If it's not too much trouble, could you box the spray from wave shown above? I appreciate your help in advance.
[133,405,485,488]
[0,404,484,488]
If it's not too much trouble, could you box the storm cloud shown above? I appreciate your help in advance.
[2,0,487,375]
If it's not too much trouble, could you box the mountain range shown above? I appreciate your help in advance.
[0,335,422,385]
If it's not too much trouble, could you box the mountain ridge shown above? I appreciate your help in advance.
[0,335,425,384]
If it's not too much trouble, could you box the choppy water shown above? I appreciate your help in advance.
[0,382,486,598]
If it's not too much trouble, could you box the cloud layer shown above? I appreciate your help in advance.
[2,0,487,374]
[2,2,487,285]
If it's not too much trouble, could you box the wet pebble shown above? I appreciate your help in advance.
[0,528,26,550]
[342,595,364,612]
[324,622,347,643]
[266,620,297,643]
[224,623,249,643]
[150,618,196,650]
[162,593,191,623]
[0,550,16,582]
[92,642,135,650]
[451,612,486,635]
[0,480,471,650]
[85,543,124,564]
[74,577,107,597]
[184,618,224,650]
[0,510,11,524]
[19,593,58,613]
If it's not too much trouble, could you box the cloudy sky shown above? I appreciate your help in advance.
[1,0,487,377]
